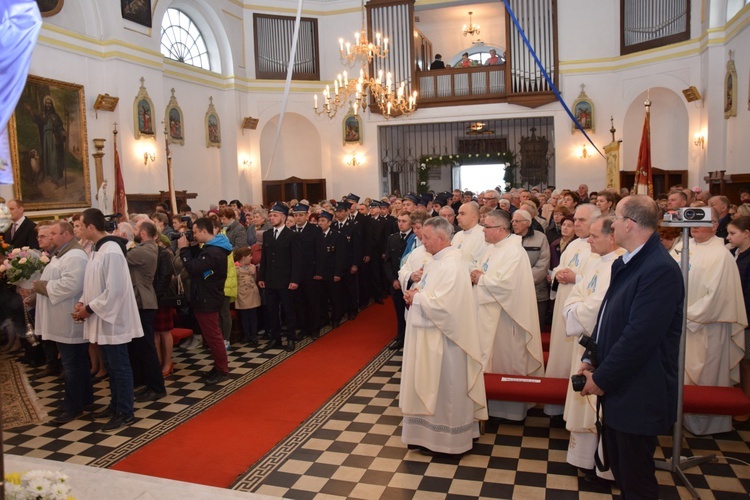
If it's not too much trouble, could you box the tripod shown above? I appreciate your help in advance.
[654,222,714,500]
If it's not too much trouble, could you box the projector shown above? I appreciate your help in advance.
[662,207,713,227]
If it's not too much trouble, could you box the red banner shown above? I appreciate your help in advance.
[113,146,129,222]
[633,105,653,198]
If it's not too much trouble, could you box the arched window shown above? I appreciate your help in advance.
[727,0,749,21]
[160,8,210,71]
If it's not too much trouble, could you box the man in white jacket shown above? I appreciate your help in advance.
[75,208,144,432]
[34,221,90,424]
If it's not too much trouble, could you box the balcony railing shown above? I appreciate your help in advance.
[415,64,556,109]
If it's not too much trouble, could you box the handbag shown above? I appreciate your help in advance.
[158,258,189,315]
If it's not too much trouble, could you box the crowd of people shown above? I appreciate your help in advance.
[1,182,749,494]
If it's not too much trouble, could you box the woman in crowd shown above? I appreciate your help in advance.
[546,205,570,245]
[594,191,617,216]
[549,215,576,271]
[252,208,271,235]
[727,216,750,423]
[153,234,177,376]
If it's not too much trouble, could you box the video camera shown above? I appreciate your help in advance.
[662,207,713,227]
[169,215,194,242]
[103,213,122,233]
[571,334,598,392]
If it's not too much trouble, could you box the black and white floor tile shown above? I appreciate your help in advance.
[3,325,750,499]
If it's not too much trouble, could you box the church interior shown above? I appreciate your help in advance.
[2,0,750,498]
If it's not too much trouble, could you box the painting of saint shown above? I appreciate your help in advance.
[574,101,592,130]
[121,0,152,28]
[343,114,361,144]
[137,99,153,135]
[10,75,91,210]
[169,108,182,141]
[208,114,220,143]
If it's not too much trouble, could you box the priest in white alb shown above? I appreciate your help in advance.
[545,203,601,416]
[471,209,545,421]
[670,208,747,435]
[451,202,487,270]
[401,217,487,456]
[562,217,622,479]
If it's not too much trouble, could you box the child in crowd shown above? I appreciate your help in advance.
[234,247,261,345]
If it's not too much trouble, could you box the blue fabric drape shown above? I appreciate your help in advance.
[0,0,41,185]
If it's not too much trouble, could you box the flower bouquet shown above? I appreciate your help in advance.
[4,469,74,500]
[0,246,50,288]
[0,247,50,346]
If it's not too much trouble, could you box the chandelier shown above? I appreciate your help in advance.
[313,67,417,120]
[338,0,389,67]
[313,0,416,120]
[463,11,480,37]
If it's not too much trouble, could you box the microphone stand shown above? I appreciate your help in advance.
[654,222,715,500]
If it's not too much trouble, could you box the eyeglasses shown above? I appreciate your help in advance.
[511,220,528,224]
[481,224,508,230]
[613,215,636,223]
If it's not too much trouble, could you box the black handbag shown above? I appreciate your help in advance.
[159,266,189,315]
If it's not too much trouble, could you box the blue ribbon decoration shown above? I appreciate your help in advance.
[502,0,605,159]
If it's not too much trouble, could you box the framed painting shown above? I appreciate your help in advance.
[205,96,221,148]
[9,75,91,211]
[36,0,64,17]
[571,84,594,133]
[725,54,737,119]
[121,0,152,28]
[165,88,184,146]
[343,109,362,145]
[133,77,155,139]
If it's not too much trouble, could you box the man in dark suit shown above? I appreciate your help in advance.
[363,200,386,306]
[332,202,362,320]
[578,195,683,498]
[384,211,411,349]
[430,53,445,70]
[258,204,301,351]
[3,199,39,249]
[290,203,324,339]
[316,211,345,329]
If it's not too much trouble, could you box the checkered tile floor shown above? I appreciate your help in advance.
[4,326,750,499]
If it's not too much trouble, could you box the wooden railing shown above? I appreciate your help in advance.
[416,65,506,106]
[415,64,556,109]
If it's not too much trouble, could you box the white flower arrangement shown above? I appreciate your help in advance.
[0,247,49,285]
[4,470,73,500]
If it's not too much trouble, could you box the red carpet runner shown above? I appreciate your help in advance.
[112,301,396,487]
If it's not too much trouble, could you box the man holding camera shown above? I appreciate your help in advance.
[178,217,232,385]
[578,195,683,498]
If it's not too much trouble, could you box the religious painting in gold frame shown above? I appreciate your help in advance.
[725,53,737,119]
[205,96,221,148]
[342,108,362,145]
[165,88,185,146]
[9,75,91,211]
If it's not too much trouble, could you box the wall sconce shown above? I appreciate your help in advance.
[143,151,155,166]
[345,153,361,166]
[580,144,590,159]
[694,134,705,149]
